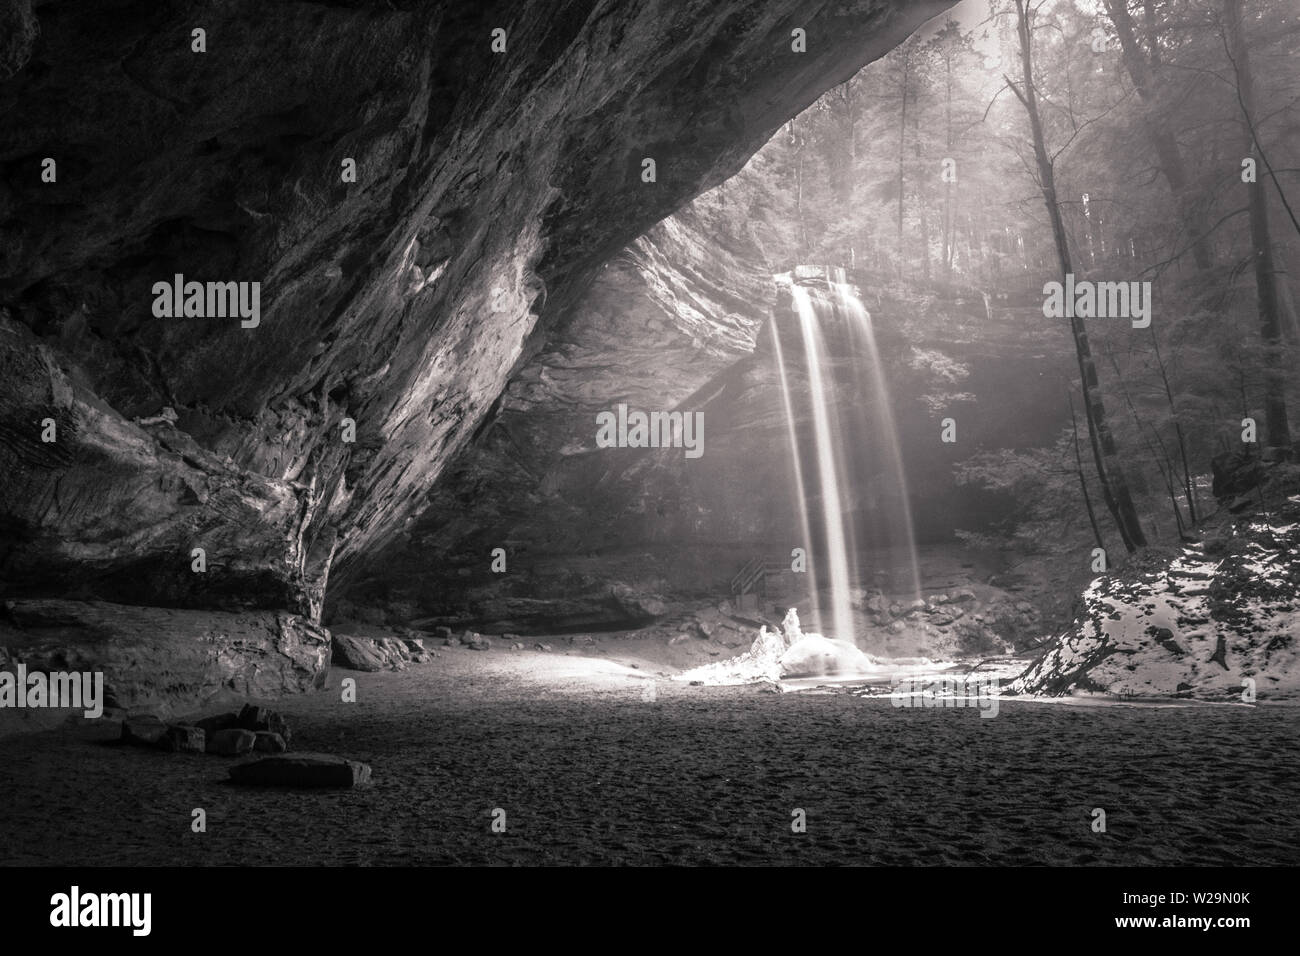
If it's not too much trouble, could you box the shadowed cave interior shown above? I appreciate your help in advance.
[1,0,1298,866]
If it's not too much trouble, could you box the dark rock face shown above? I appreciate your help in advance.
[1,0,953,604]
[0,600,330,715]
[0,0,955,705]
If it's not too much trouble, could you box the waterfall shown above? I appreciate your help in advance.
[832,269,922,602]
[775,269,923,645]
[791,284,855,644]
[771,319,822,627]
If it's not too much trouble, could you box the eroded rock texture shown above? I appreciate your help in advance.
[0,0,955,705]
[0,600,330,717]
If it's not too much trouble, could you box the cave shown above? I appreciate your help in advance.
[2,0,1299,885]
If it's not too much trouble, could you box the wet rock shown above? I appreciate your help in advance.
[208,728,257,756]
[228,754,371,789]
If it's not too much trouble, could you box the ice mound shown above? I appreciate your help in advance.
[778,635,878,678]
[677,608,892,685]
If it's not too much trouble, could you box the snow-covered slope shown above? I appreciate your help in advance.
[1010,500,1300,701]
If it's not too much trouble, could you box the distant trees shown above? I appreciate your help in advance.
[746,0,1299,551]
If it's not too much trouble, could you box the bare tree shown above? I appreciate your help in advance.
[1005,0,1148,551]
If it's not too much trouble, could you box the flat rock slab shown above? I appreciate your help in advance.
[228,753,372,789]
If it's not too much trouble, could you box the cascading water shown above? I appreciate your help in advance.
[831,269,923,603]
[776,269,922,644]
[770,322,822,627]
[791,284,855,644]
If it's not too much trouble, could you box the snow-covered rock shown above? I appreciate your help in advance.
[1010,502,1300,701]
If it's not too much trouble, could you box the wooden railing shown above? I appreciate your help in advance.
[730,558,789,596]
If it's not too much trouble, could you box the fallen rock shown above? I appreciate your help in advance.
[194,712,239,737]
[228,753,372,788]
[208,728,257,756]
[253,731,288,754]
[236,705,273,730]
[331,634,387,671]
[158,723,206,754]
[121,714,167,747]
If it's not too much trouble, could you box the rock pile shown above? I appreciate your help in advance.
[121,703,293,757]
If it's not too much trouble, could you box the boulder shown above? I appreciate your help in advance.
[228,754,372,789]
[253,731,288,754]
[236,705,273,730]
[120,714,167,747]
[464,635,491,651]
[331,633,409,671]
[194,712,239,736]
[331,633,387,671]
[208,728,257,756]
[237,704,291,744]
[159,723,206,754]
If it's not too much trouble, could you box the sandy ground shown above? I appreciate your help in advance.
[1,641,1297,866]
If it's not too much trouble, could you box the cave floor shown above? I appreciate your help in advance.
[1,645,1297,866]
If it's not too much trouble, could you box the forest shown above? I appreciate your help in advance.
[741,0,1300,566]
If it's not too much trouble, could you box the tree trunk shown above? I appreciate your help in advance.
[1102,0,1212,269]
[1009,0,1147,551]
[1225,0,1292,457]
